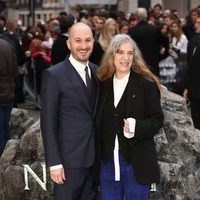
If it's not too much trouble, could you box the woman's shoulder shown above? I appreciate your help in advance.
[180,34,188,42]
[131,71,158,88]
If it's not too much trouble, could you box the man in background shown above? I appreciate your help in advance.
[0,37,18,156]
[51,15,74,65]
[184,16,200,130]
[129,7,168,76]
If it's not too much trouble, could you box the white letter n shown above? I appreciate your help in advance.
[23,162,47,191]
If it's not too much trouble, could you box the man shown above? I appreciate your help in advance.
[182,8,199,40]
[153,3,163,21]
[41,22,99,200]
[129,7,168,76]
[93,16,105,40]
[51,15,74,65]
[0,37,18,156]
[5,19,26,105]
[183,16,200,130]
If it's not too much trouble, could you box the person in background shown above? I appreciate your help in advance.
[163,15,174,27]
[170,21,188,55]
[119,20,129,34]
[0,15,6,33]
[182,8,199,40]
[5,19,26,106]
[30,39,51,107]
[96,34,163,200]
[129,7,168,76]
[93,16,105,40]
[41,22,99,200]
[153,3,163,23]
[159,23,171,60]
[51,15,74,65]
[90,18,119,65]
[170,20,188,95]
[0,37,18,156]
[183,16,200,130]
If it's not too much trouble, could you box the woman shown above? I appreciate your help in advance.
[96,34,163,200]
[119,20,129,34]
[170,20,188,95]
[170,20,188,55]
[90,18,118,65]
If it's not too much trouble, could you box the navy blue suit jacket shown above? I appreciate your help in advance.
[41,57,99,168]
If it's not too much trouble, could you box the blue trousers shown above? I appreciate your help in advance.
[100,153,150,200]
[0,101,13,155]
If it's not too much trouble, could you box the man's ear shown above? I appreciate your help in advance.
[66,39,70,49]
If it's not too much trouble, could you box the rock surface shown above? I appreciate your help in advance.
[150,89,200,200]
[0,89,199,200]
[10,108,35,139]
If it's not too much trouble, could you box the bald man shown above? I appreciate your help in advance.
[41,22,99,200]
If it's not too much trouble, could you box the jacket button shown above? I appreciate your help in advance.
[114,113,118,117]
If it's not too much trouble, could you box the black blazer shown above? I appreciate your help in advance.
[96,71,163,184]
[90,41,105,65]
[51,34,70,65]
[186,34,200,100]
[41,57,99,168]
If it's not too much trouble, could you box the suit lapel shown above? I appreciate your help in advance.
[98,77,113,117]
[126,71,139,116]
[89,62,100,117]
[62,58,91,111]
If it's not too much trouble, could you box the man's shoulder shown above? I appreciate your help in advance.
[0,37,14,52]
[54,35,68,44]
[129,22,158,35]
[190,34,200,41]
[188,34,200,45]
[89,61,98,69]
[46,60,66,74]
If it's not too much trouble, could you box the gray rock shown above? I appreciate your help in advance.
[150,89,200,200]
[0,119,53,200]
[10,108,35,139]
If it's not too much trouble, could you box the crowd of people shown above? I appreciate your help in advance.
[0,3,200,200]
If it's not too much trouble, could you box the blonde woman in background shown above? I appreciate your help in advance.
[90,18,119,65]
[169,20,188,95]
[170,20,188,55]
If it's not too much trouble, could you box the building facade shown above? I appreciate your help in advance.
[6,0,65,27]
[1,0,200,27]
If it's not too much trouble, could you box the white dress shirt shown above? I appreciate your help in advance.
[113,72,136,181]
[50,54,90,171]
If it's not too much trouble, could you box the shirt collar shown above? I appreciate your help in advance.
[114,72,130,83]
[69,54,89,73]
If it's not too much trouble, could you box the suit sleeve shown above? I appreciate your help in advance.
[134,81,163,140]
[40,69,62,167]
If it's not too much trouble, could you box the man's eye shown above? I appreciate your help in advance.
[86,39,92,43]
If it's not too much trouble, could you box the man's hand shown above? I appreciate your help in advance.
[50,167,66,184]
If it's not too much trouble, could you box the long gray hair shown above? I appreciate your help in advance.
[97,34,162,92]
